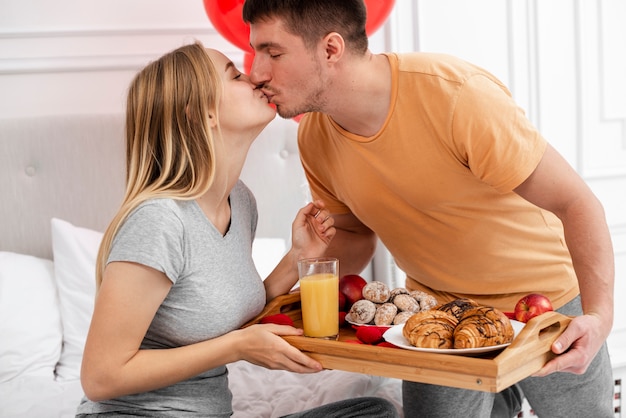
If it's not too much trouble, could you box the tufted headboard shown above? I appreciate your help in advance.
[0,114,308,260]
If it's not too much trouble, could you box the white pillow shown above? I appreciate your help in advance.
[0,252,62,382]
[50,218,103,382]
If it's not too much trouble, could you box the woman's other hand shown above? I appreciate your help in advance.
[291,200,335,259]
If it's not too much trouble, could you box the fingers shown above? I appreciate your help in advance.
[261,323,305,337]
[290,200,336,256]
[312,201,331,222]
[533,355,562,377]
[551,329,572,355]
[296,200,334,236]
[296,202,329,224]
[278,340,323,373]
[248,325,323,373]
[286,354,323,373]
[533,348,588,377]
[263,353,322,374]
[532,317,598,377]
[310,200,334,229]
[533,329,572,377]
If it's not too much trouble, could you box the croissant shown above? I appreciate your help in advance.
[436,297,480,321]
[402,310,458,349]
[453,306,514,349]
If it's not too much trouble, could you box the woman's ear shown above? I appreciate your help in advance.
[187,104,218,128]
[207,112,218,128]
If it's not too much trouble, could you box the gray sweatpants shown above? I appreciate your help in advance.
[402,295,614,418]
[77,397,400,418]
[281,396,399,417]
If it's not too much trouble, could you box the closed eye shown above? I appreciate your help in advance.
[225,61,245,80]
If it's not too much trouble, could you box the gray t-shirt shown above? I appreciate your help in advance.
[77,180,266,417]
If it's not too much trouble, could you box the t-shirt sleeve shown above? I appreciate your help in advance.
[450,73,547,193]
[108,202,185,284]
[239,180,259,238]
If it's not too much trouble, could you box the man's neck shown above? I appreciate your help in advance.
[326,53,391,137]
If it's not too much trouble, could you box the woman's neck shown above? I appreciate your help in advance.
[195,189,232,236]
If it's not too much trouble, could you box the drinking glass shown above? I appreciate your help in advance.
[298,257,339,340]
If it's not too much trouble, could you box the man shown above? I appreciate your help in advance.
[243,1,615,416]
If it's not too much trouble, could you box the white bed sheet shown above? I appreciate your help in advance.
[229,361,403,417]
[0,376,83,418]
[0,365,403,418]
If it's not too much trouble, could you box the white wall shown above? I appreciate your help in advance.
[1,0,624,341]
[0,0,238,117]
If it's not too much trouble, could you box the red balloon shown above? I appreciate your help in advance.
[243,51,254,75]
[364,0,396,35]
[203,0,251,53]
[204,0,395,54]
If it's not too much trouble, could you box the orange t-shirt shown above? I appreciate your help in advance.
[298,52,578,311]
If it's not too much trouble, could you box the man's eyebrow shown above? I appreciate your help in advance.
[250,41,283,51]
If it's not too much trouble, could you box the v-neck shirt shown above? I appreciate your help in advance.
[79,180,265,416]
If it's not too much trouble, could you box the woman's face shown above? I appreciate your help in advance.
[206,49,276,136]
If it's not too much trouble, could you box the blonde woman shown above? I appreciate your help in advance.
[77,42,397,418]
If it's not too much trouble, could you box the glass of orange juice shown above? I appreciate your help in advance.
[298,257,339,340]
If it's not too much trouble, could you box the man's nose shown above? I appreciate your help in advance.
[248,54,267,86]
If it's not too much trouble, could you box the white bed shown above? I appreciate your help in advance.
[0,114,403,418]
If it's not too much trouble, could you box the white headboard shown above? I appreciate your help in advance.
[0,114,308,260]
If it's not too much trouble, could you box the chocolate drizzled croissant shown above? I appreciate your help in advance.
[453,306,514,349]
[436,298,480,321]
[402,310,459,349]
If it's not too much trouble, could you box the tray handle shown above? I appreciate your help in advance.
[241,291,302,328]
[495,311,571,365]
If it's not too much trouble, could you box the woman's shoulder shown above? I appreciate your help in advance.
[134,197,181,215]
[233,179,256,205]
[127,198,186,229]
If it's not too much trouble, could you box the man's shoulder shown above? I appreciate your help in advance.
[386,52,490,83]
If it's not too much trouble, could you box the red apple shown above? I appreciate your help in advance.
[339,274,367,308]
[514,293,553,323]
[339,311,347,326]
[338,291,346,311]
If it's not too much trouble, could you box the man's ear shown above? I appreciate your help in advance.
[322,32,345,63]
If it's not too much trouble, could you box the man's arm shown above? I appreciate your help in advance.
[514,143,614,375]
[325,212,378,277]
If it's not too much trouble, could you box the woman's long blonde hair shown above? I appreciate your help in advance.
[95,41,222,289]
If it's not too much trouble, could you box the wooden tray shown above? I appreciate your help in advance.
[244,292,571,393]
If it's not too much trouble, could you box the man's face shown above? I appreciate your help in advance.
[249,18,328,119]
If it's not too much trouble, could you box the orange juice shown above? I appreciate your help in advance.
[300,273,339,339]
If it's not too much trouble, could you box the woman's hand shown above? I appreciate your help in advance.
[233,324,322,373]
[262,200,336,300]
[290,200,336,260]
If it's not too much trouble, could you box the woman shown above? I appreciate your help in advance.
[76,42,397,417]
